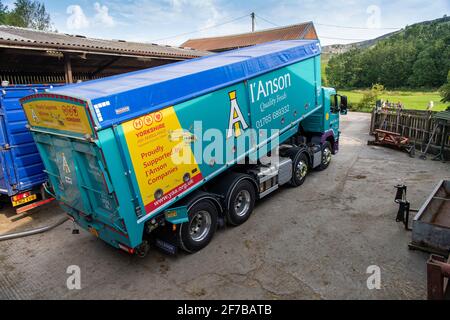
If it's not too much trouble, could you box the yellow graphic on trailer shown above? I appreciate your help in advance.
[122,107,203,216]
[22,99,93,136]
[227,91,249,139]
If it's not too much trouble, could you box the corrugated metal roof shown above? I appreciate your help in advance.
[181,22,317,51]
[0,25,210,59]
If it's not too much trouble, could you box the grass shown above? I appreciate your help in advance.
[340,89,448,112]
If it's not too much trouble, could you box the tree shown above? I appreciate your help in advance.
[326,49,363,88]
[325,16,450,90]
[440,71,450,103]
[409,42,449,88]
[1,0,51,30]
[0,1,8,25]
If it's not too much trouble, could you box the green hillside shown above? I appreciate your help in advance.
[321,53,331,86]
[325,16,450,90]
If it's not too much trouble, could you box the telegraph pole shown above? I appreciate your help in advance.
[251,12,255,32]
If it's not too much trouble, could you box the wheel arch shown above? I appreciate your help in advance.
[325,135,336,153]
[208,172,258,210]
[282,145,311,168]
[175,190,223,217]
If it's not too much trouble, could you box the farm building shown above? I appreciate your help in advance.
[0,26,209,85]
[181,21,318,52]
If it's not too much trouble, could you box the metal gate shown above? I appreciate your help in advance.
[370,107,450,159]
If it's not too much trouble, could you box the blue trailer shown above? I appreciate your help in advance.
[21,40,348,256]
[0,85,56,212]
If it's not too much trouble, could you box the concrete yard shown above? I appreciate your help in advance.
[0,112,448,300]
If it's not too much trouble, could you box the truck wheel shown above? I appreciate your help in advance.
[290,152,309,187]
[316,142,332,171]
[226,179,256,226]
[179,200,218,253]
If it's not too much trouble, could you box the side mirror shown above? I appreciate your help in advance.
[340,95,348,115]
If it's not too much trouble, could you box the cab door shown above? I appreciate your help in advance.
[328,94,341,139]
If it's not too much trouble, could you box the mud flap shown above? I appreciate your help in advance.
[150,224,179,255]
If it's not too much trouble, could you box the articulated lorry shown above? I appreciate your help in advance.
[20,40,347,256]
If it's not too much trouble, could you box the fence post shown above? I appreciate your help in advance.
[424,112,432,149]
[370,108,376,134]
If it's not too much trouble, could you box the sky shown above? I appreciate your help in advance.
[3,0,449,46]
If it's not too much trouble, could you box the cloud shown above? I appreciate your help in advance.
[62,0,450,46]
[94,2,115,27]
[66,5,90,30]
[66,3,115,31]
[103,0,232,44]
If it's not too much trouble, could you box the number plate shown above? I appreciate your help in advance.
[12,194,37,207]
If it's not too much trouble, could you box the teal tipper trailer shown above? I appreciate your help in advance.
[20,40,348,256]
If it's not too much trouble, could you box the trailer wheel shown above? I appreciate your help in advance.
[179,200,218,253]
[316,142,332,171]
[226,179,256,226]
[290,152,309,187]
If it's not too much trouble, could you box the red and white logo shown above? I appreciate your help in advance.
[153,112,163,123]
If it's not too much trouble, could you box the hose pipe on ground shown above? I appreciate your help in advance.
[0,216,69,242]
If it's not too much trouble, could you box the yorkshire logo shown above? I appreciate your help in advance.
[227,91,248,139]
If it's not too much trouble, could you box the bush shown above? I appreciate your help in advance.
[351,84,384,112]
[440,70,450,104]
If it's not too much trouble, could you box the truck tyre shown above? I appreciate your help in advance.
[289,152,309,187]
[179,200,218,253]
[226,179,256,226]
[316,142,332,171]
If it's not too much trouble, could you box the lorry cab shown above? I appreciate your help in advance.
[300,87,347,156]
[323,87,348,146]
[324,87,341,141]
